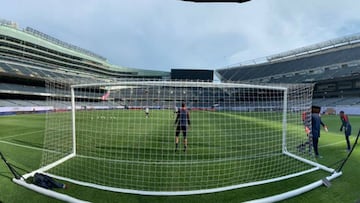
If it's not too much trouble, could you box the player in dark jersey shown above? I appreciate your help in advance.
[311,106,327,158]
[339,111,352,152]
[174,102,191,152]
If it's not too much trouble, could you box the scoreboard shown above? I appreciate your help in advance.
[170,69,214,81]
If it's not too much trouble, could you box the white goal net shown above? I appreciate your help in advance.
[19,80,341,200]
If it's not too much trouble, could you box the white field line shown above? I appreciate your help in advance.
[0,129,63,154]
[0,140,62,154]
[319,140,346,148]
[0,130,44,140]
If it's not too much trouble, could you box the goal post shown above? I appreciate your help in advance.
[18,80,341,201]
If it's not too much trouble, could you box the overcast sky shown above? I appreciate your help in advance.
[2,0,360,71]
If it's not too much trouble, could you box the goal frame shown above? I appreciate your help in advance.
[15,81,342,202]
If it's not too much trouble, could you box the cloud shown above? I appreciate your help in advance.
[2,0,360,71]
[226,0,360,65]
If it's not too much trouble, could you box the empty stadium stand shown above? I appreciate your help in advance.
[216,33,360,108]
[0,19,170,110]
[217,45,360,82]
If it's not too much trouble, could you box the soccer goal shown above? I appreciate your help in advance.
[16,80,341,202]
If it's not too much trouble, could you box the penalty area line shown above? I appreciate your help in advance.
[0,140,61,154]
[0,130,45,140]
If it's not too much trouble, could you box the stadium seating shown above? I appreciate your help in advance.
[312,97,360,107]
[217,46,360,82]
[0,99,47,107]
[0,83,45,93]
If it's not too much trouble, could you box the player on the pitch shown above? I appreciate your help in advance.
[297,111,312,153]
[174,102,191,152]
[339,110,352,152]
[311,106,328,158]
[145,107,149,118]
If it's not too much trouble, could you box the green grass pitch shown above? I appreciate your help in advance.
[44,109,312,192]
[0,112,360,202]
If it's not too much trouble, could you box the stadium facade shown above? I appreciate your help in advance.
[0,19,169,109]
[216,33,360,111]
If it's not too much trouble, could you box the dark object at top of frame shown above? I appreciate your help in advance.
[182,0,250,3]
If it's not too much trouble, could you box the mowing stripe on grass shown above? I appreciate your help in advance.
[211,111,282,128]
[209,111,301,132]
[0,130,45,140]
[77,152,283,165]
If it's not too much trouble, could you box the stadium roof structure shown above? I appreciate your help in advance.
[0,19,168,78]
[219,32,360,70]
[267,33,360,62]
[215,32,360,83]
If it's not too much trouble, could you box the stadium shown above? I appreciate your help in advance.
[216,33,360,112]
[0,15,359,203]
